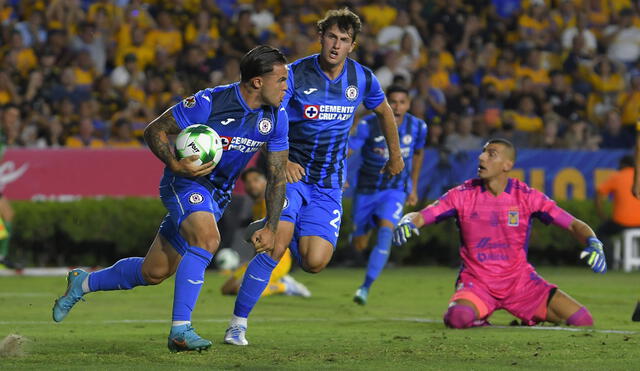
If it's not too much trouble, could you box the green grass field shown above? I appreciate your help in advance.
[0,267,638,370]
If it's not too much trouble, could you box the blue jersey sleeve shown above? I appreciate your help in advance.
[267,107,289,152]
[172,89,213,129]
[363,72,385,110]
[348,119,369,153]
[415,120,428,150]
[281,65,295,109]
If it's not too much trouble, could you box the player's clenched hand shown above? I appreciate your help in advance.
[381,155,404,177]
[286,160,305,183]
[406,190,418,206]
[171,155,215,177]
[251,227,276,253]
[392,214,419,246]
[580,237,607,274]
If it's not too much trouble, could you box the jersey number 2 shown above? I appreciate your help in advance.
[329,209,341,237]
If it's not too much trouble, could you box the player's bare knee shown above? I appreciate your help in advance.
[189,233,220,253]
[302,258,329,273]
[141,268,170,285]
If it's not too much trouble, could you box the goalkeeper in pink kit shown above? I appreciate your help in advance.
[393,139,606,328]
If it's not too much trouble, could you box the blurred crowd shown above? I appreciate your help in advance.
[0,0,639,151]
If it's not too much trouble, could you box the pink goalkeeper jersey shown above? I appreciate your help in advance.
[420,178,575,298]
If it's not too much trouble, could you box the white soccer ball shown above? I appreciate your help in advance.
[215,248,240,270]
[175,124,223,167]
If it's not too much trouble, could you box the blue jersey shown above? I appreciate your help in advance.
[164,83,289,205]
[283,54,385,189]
[349,113,427,194]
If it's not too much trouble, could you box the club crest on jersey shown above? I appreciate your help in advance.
[283,197,289,209]
[507,210,519,226]
[258,118,273,135]
[303,105,320,119]
[345,85,358,101]
[189,193,204,204]
[183,95,196,108]
[220,136,231,150]
[402,134,412,145]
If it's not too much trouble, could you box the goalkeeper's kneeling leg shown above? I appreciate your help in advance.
[444,305,476,329]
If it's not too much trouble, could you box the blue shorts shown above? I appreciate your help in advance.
[280,181,343,261]
[158,176,227,256]
[352,189,407,237]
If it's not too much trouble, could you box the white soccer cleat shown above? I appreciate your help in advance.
[224,324,248,346]
[282,275,311,298]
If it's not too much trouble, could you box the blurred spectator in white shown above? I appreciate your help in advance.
[71,22,107,75]
[445,115,483,153]
[111,53,145,88]
[375,50,411,90]
[604,8,640,67]
[562,12,596,54]
[14,10,47,48]
[250,0,275,36]
[377,10,422,57]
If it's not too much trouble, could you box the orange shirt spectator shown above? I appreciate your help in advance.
[597,163,640,227]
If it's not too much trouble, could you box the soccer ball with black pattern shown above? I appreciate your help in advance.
[175,124,223,167]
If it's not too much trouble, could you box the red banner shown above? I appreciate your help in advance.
[1,149,165,200]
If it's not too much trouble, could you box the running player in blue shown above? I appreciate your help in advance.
[51,46,290,352]
[224,8,404,346]
[349,85,427,305]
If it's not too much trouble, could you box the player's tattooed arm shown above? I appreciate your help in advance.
[265,149,289,232]
[143,107,214,177]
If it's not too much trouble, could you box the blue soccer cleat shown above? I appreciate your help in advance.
[167,324,212,352]
[52,269,88,322]
[224,324,249,346]
[353,286,368,305]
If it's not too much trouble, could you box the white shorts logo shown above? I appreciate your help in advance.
[189,193,204,204]
[402,134,412,145]
[258,118,273,135]
[345,85,358,101]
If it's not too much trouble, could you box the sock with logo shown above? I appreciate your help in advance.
[172,246,213,321]
[362,227,393,289]
[233,253,277,318]
[88,257,149,292]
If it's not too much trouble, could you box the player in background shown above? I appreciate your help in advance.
[633,120,640,322]
[393,139,606,328]
[348,85,427,305]
[0,106,16,269]
[220,168,311,298]
[224,8,404,346]
[52,46,290,352]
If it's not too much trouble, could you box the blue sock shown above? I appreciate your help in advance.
[362,227,393,289]
[172,246,213,322]
[88,257,149,291]
[233,253,277,318]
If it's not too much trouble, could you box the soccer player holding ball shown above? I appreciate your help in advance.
[348,85,427,305]
[224,8,404,346]
[393,139,606,329]
[52,46,290,352]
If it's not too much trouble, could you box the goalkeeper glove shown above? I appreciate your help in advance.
[392,215,419,246]
[580,237,607,274]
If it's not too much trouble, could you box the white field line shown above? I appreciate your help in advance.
[0,316,636,335]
